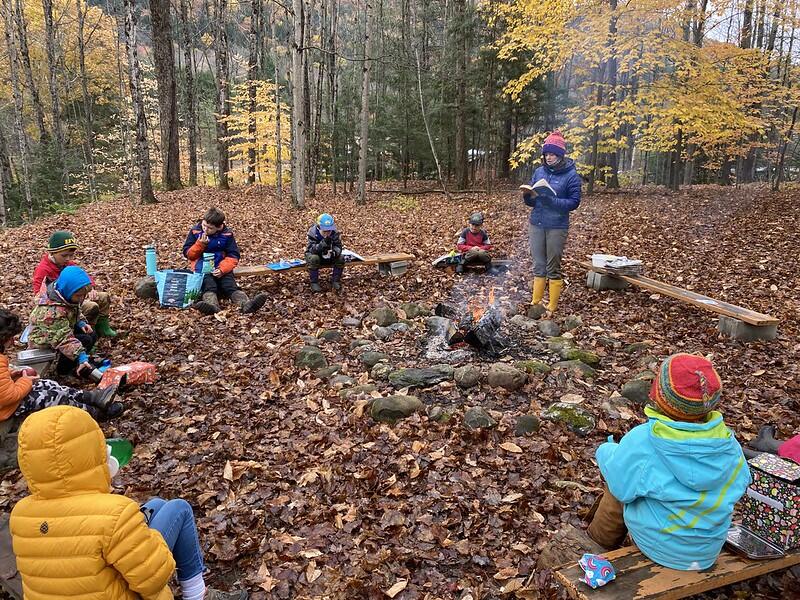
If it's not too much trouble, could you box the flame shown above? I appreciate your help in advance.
[468,286,496,322]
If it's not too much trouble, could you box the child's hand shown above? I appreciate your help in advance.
[211,268,222,277]
[198,232,209,245]
[81,323,93,334]
[76,362,93,376]
[22,373,40,382]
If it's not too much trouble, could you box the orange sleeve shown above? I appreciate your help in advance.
[217,256,239,274]
[186,241,206,261]
[0,356,33,419]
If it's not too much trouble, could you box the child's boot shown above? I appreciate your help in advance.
[231,290,268,314]
[95,315,118,338]
[531,277,546,304]
[82,385,118,410]
[194,292,221,315]
[309,270,322,293]
[546,279,563,313]
[332,267,343,293]
[750,424,783,454]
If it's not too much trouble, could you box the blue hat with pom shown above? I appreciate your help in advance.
[55,266,92,301]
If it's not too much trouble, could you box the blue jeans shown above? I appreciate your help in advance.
[142,498,205,581]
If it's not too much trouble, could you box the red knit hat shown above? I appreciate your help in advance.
[542,130,567,157]
[649,353,723,422]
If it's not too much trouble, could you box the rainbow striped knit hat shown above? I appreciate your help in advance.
[649,353,722,422]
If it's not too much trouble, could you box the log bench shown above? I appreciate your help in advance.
[234,252,416,277]
[580,261,779,341]
[554,545,800,600]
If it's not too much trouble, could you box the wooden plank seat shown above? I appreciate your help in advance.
[234,252,415,277]
[579,261,778,328]
[554,545,800,600]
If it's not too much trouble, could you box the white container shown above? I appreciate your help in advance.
[591,254,619,268]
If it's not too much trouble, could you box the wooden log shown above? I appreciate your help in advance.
[235,253,415,277]
[580,261,778,327]
[554,546,800,600]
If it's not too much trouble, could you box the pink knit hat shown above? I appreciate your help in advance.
[542,130,567,157]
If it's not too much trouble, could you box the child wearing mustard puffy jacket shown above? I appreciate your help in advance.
[10,406,247,600]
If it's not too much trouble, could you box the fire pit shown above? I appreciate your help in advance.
[435,287,508,354]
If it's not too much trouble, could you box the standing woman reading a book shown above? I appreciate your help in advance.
[521,130,582,313]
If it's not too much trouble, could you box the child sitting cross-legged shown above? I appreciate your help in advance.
[1,309,122,422]
[538,353,751,571]
[10,405,247,600]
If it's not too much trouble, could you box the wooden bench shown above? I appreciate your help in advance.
[554,545,800,600]
[234,252,415,277]
[580,261,779,341]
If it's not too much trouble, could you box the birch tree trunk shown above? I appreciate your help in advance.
[215,0,230,189]
[75,0,97,201]
[247,0,262,185]
[179,0,198,186]
[291,0,306,208]
[14,0,48,143]
[151,0,182,189]
[2,0,33,217]
[41,0,67,199]
[356,0,374,205]
[123,0,157,203]
[453,0,468,189]
[270,12,283,201]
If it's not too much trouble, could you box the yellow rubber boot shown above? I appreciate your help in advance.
[547,279,564,313]
[531,277,547,305]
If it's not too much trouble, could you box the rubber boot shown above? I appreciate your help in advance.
[332,267,343,293]
[547,279,564,313]
[82,385,118,410]
[95,316,118,338]
[531,277,546,305]
[309,270,322,293]
[194,292,221,315]
[231,290,268,314]
[455,263,465,274]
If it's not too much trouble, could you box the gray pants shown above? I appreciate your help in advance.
[529,224,568,279]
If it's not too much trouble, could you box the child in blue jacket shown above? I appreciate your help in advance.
[540,354,750,571]
[584,353,750,570]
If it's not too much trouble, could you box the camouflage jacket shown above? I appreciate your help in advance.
[28,283,86,360]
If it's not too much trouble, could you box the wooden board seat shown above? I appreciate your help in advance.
[234,252,415,277]
[554,545,800,600]
[579,261,778,327]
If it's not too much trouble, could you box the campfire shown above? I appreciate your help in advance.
[435,286,507,354]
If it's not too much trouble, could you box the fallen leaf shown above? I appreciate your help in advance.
[384,579,408,597]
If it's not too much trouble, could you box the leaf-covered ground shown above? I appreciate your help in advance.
[1,184,798,599]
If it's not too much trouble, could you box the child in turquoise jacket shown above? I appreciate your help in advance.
[588,353,750,570]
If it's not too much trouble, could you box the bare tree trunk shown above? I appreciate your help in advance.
[2,0,33,217]
[773,105,798,191]
[215,0,230,189]
[414,46,449,199]
[0,125,7,225]
[179,0,198,186]
[356,0,374,205]
[328,0,339,193]
[291,0,306,207]
[247,0,262,185]
[453,0,468,189]
[14,0,48,143]
[270,12,283,201]
[75,0,97,201]
[123,0,157,203]
[41,0,67,199]
[150,0,182,189]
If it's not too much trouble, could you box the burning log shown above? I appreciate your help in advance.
[434,288,507,354]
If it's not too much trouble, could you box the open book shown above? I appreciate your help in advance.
[519,179,556,198]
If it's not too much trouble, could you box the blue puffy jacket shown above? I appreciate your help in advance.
[596,407,750,571]
[524,158,582,229]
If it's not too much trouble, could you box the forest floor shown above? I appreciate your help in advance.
[1,183,799,599]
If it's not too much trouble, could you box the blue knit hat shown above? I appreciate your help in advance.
[55,266,92,301]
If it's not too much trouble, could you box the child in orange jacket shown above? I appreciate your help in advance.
[0,309,122,422]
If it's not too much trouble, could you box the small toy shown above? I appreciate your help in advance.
[579,553,616,589]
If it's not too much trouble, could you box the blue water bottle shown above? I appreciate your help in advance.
[202,252,215,274]
[145,245,157,276]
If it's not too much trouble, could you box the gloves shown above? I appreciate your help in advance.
[332,246,342,259]
[77,351,89,365]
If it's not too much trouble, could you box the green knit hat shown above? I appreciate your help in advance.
[48,231,78,253]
